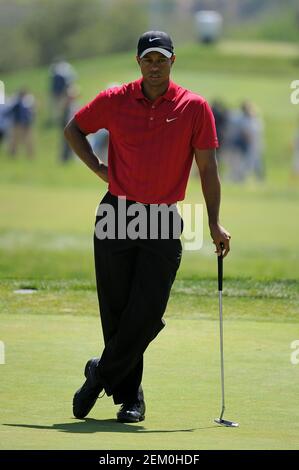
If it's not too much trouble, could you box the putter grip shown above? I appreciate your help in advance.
[218,243,224,291]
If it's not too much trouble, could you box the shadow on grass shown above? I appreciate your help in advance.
[3,419,217,434]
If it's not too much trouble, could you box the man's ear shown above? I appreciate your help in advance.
[136,55,141,66]
[170,54,176,66]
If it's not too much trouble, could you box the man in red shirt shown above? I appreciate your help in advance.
[64,31,231,423]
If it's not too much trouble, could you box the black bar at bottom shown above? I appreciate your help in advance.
[0,450,298,466]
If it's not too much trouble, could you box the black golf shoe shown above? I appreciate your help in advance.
[116,399,146,423]
[73,357,103,419]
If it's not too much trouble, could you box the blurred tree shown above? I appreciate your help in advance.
[1,0,299,73]
[0,28,38,73]
[101,0,147,53]
[23,0,147,65]
[0,0,37,72]
[25,0,101,64]
[66,0,147,58]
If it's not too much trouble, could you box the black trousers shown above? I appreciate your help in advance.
[93,191,183,404]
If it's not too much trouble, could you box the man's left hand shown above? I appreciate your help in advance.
[209,222,231,258]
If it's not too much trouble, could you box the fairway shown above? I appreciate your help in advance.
[1,312,299,450]
[1,39,299,450]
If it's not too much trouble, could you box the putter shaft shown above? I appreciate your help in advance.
[215,246,239,427]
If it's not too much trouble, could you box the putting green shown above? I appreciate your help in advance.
[1,313,298,450]
[1,40,299,451]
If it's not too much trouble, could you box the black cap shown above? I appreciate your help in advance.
[137,31,174,59]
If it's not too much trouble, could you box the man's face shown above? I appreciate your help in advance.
[137,51,175,87]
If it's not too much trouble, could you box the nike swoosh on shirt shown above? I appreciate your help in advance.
[149,37,161,42]
[166,118,178,123]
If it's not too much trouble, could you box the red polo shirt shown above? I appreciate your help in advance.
[75,79,218,204]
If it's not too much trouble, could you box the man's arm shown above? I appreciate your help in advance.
[64,118,108,183]
[194,148,231,257]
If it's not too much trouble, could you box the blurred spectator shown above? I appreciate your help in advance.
[212,99,228,149]
[222,101,264,182]
[49,58,77,125]
[220,107,246,182]
[0,102,11,147]
[88,129,109,166]
[60,85,80,163]
[239,101,265,181]
[6,89,35,158]
[211,99,228,174]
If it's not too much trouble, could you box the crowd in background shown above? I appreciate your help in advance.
[212,99,265,182]
[0,88,35,158]
[0,58,79,162]
[48,58,80,163]
[1,60,299,182]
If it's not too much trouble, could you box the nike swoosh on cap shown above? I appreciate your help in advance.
[149,37,161,42]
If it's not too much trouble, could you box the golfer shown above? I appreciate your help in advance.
[64,31,231,423]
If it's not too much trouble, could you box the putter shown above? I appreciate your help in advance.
[214,242,239,428]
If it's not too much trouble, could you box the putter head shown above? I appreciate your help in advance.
[214,418,239,427]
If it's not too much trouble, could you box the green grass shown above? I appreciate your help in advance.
[0,41,299,449]
[228,7,299,44]
[1,277,299,323]
[0,180,298,281]
[1,314,298,450]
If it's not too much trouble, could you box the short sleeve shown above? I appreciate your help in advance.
[74,89,113,134]
[192,100,219,149]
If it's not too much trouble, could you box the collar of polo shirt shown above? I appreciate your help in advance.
[133,78,177,102]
